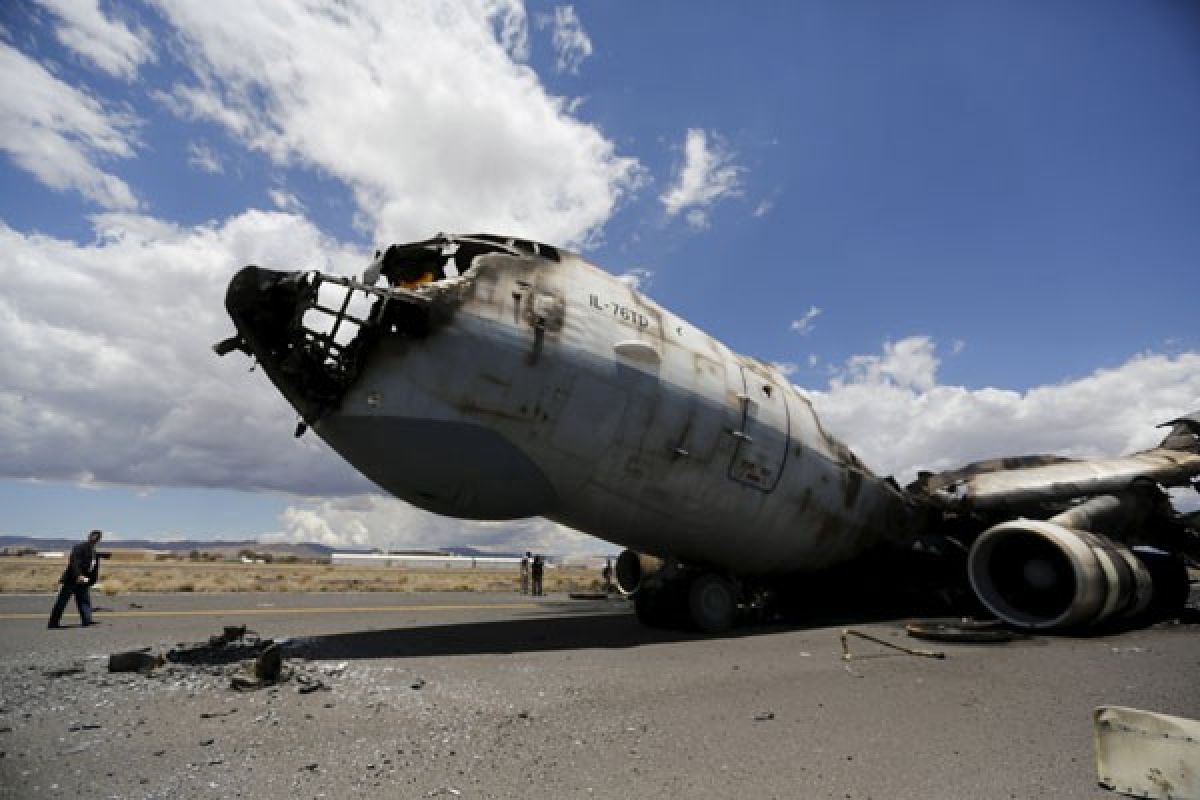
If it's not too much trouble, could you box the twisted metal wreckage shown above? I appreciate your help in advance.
[215,234,1200,634]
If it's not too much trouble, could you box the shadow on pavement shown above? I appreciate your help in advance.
[280,596,943,661]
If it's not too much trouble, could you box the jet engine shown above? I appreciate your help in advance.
[966,519,1155,630]
[961,486,1198,630]
[614,550,665,595]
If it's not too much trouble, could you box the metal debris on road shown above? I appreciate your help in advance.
[108,649,163,673]
[905,618,1021,644]
[1094,705,1200,799]
[840,628,946,661]
[296,675,329,694]
[230,643,283,691]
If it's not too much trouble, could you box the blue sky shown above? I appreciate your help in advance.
[1,1,1197,551]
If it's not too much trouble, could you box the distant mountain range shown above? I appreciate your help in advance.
[0,535,524,559]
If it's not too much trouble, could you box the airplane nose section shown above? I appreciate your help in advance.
[218,265,332,421]
[222,266,308,357]
[216,264,559,520]
[219,261,455,427]
[218,265,399,424]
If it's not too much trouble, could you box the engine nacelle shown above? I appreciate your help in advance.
[967,519,1154,630]
[615,550,665,595]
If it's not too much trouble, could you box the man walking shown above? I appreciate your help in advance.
[47,529,102,629]
[519,551,531,595]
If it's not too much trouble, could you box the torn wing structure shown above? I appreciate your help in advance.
[216,233,1200,634]
[908,413,1200,630]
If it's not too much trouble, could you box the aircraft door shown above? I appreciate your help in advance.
[728,365,790,492]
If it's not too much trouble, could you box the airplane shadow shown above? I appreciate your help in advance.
[280,598,939,662]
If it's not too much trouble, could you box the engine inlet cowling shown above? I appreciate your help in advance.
[967,519,1153,630]
[615,550,665,595]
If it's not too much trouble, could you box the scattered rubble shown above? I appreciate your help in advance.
[97,626,349,695]
[108,649,164,673]
[231,642,284,690]
[168,626,273,667]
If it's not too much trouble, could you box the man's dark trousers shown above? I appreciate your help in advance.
[48,581,93,626]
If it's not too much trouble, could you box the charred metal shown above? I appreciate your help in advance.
[218,235,533,424]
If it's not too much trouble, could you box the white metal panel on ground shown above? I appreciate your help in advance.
[1094,705,1200,799]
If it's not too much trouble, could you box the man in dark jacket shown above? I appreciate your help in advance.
[47,529,102,628]
[531,554,545,597]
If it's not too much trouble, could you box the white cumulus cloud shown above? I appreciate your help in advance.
[0,211,370,495]
[151,0,642,248]
[806,336,1200,483]
[660,128,741,227]
[33,0,156,80]
[0,42,140,209]
[261,494,610,555]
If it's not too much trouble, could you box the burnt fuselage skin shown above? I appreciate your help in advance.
[225,236,913,575]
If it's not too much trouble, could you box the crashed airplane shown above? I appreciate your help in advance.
[216,234,1200,633]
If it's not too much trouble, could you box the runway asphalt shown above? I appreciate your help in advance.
[1,590,1197,799]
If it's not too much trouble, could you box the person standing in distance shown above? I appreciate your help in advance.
[531,554,545,597]
[47,529,102,629]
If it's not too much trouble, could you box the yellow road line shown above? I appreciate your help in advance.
[0,602,540,621]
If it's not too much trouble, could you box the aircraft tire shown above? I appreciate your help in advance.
[688,573,737,634]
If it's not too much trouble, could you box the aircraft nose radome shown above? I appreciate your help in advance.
[224,265,296,319]
[224,264,265,312]
[221,265,315,360]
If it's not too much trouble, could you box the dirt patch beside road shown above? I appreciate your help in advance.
[0,558,604,594]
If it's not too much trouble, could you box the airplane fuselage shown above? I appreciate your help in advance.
[220,234,1199,632]
[291,241,913,575]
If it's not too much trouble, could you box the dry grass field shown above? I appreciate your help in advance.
[0,557,606,595]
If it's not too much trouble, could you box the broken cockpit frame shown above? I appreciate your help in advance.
[215,234,555,427]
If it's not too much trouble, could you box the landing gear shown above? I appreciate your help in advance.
[632,569,739,633]
[688,573,737,633]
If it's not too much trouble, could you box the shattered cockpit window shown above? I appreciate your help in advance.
[221,234,547,426]
[295,276,383,389]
